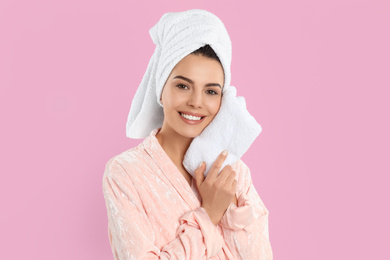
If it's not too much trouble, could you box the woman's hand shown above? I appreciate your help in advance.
[232,193,238,207]
[194,150,237,226]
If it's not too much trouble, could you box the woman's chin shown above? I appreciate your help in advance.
[177,126,205,139]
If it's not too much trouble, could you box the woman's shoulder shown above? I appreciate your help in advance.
[230,158,252,190]
[103,143,149,179]
[231,158,250,174]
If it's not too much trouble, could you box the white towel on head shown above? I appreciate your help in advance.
[126,9,232,139]
[183,85,262,178]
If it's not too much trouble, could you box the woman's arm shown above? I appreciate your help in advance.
[102,158,224,260]
[218,160,274,260]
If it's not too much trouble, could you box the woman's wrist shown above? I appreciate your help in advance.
[202,205,222,226]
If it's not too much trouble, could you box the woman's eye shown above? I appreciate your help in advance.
[207,90,218,95]
[176,84,189,89]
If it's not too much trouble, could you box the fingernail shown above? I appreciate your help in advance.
[198,161,203,168]
[222,150,228,156]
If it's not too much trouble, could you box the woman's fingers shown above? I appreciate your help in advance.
[218,165,234,183]
[225,169,236,185]
[194,161,205,188]
[207,150,228,181]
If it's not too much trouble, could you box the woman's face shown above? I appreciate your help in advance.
[160,54,225,138]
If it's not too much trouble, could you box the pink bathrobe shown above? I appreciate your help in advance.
[102,128,273,259]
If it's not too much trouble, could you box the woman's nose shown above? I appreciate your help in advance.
[187,91,203,108]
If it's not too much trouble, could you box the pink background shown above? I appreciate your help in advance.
[1,0,389,259]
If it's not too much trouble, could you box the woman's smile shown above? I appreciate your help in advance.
[178,111,207,125]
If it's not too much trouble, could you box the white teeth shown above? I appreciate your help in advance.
[180,112,202,121]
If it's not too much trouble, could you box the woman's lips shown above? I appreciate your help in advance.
[178,112,206,125]
[179,111,206,117]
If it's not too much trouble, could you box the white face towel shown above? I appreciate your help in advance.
[126,9,262,177]
[183,85,262,178]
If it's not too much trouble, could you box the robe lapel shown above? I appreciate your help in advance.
[142,128,201,210]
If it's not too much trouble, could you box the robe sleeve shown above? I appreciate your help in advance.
[218,160,274,259]
[102,158,224,260]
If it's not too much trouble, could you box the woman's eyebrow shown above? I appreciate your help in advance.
[173,75,221,89]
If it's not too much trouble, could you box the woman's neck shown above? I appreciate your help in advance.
[156,127,193,164]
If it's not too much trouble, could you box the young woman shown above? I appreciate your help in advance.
[102,10,273,260]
